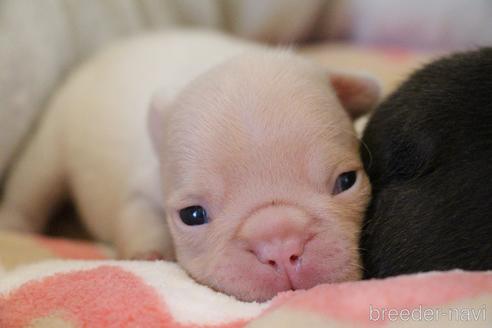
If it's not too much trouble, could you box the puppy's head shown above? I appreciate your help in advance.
[149,52,379,302]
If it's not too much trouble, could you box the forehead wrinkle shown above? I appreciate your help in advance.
[169,110,360,205]
[167,110,360,208]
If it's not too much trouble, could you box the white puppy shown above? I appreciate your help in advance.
[0,30,379,302]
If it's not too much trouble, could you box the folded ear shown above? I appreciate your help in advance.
[147,91,169,153]
[329,71,381,120]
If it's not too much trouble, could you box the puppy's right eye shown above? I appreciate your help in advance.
[179,206,209,226]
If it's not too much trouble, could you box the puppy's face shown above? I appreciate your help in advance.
[150,53,379,302]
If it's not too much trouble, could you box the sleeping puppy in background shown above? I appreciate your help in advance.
[0,30,380,302]
[361,48,492,279]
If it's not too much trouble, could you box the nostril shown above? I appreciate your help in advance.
[267,259,277,268]
[289,255,299,264]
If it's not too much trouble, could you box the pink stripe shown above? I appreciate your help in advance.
[0,266,171,327]
[0,265,247,328]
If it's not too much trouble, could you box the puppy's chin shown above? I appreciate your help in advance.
[185,235,361,302]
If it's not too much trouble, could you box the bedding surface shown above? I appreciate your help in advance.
[1,231,491,327]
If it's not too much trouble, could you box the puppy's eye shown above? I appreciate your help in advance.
[179,206,209,226]
[332,171,357,195]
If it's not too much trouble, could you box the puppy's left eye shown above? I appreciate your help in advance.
[332,171,357,195]
[179,206,209,226]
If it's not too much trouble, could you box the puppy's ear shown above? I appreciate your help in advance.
[148,91,170,153]
[329,72,381,120]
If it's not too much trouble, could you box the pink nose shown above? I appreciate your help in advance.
[252,237,306,272]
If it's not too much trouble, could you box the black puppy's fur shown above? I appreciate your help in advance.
[361,48,492,279]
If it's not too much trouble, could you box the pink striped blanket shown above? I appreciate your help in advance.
[0,231,491,327]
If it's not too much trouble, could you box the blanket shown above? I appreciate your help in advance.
[0,231,491,327]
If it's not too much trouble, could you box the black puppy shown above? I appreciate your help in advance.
[361,48,492,279]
